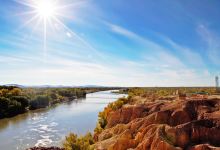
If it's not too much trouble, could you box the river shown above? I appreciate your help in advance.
[0,90,127,150]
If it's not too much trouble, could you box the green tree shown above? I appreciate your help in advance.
[30,95,51,109]
[11,96,29,108]
[0,97,10,118]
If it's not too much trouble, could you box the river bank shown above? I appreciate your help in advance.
[0,90,126,150]
[0,86,121,119]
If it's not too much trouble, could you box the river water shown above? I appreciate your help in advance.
[0,90,126,150]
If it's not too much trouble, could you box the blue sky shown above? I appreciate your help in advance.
[0,0,220,86]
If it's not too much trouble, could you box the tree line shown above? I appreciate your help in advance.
[0,86,116,119]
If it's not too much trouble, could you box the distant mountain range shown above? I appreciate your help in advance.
[1,84,116,88]
[2,84,26,88]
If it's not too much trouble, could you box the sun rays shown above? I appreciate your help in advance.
[14,0,79,60]
[14,0,105,64]
[35,0,56,18]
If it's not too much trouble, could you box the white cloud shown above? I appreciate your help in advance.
[108,23,142,41]
[0,55,28,63]
[107,23,168,52]
[66,32,72,38]
[105,23,214,86]
[162,37,205,67]
[197,24,220,65]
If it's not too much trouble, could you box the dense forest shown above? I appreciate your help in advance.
[0,86,119,119]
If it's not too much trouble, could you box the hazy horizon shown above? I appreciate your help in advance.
[0,83,216,88]
[1,0,220,87]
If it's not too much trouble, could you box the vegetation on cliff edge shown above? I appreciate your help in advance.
[63,132,94,150]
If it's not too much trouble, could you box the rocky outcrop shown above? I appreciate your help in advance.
[106,104,149,128]
[188,144,220,150]
[94,97,220,150]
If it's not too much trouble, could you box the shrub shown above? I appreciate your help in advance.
[7,100,23,117]
[0,97,10,118]
[9,88,22,96]
[0,97,26,118]
[11,96,29,108]
[63,132,94,150]
[108,97,129,110]
[30,95,51,109]
[98,112,107,129]
[94,97,130,131]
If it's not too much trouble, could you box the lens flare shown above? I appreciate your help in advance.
[15,0,101,60]
[36,1,56,18]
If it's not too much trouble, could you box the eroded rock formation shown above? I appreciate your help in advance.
[94,96,220,150]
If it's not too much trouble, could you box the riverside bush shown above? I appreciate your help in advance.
[63,132,94,150]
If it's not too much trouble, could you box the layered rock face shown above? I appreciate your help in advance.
[94,96,220,150]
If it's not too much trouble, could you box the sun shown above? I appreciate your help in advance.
[35,1,56,18]
[15,0,92,60]
[15,0,62,58]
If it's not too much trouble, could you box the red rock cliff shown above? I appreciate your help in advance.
[94,96,220,150]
